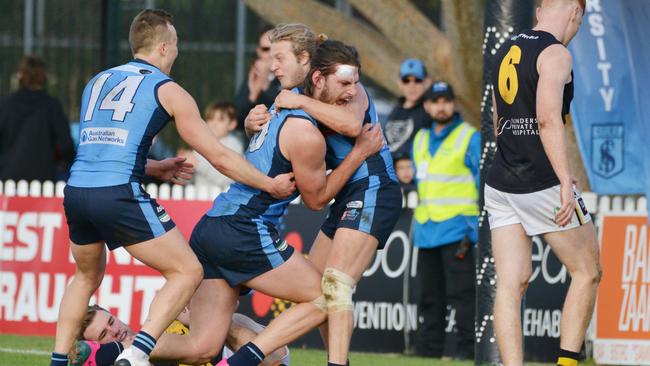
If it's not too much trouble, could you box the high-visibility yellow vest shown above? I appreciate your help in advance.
[413,122,479,223]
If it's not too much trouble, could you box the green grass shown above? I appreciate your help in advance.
[1,334,580,365]
[0,334,473,365]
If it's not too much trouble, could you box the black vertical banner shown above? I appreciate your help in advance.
[478,1,534,364]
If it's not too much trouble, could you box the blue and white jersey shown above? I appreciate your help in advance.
[207,106,316,226]
[68,59,172,187]
[320,88,397,183]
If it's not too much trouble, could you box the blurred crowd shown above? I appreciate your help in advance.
[0,26,480,360]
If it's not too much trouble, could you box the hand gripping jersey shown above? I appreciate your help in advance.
[68,59,172,187]
[487,30,574,193]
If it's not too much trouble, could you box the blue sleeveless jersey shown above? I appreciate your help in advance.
[68,59,172,187]
[207,107,316,226]
[320,89,396,183]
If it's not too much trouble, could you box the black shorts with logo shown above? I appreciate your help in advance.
[320,176,402,249]
[190,214,294,287]
[63,183,176,250]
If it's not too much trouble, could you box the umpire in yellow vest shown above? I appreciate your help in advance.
[411,81,479,359]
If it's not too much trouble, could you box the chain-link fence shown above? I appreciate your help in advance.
[1,0,269,150]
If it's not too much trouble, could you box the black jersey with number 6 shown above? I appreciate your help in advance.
[487,29,574,194]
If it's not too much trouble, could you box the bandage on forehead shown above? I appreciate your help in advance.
[335,64,357,78]
[321,267,356,312]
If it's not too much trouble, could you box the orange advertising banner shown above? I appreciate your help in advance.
[594,215,650,364]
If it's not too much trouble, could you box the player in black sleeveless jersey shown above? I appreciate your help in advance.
[485,1,601,366]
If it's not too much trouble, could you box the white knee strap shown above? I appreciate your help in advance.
[321,267,356,312]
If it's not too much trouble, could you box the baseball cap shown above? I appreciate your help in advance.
[399,58,426,80]
[425,81,455,101]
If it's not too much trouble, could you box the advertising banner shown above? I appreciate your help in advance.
[1,195,572,359]
[569,0,650,195]
[594,215,650,365]
[0,195,211,336]
[523,237,569,361]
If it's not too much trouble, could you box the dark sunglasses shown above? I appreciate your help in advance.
[401,77,423,84]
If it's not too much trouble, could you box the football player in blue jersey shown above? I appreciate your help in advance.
[245,25,401,366]
[145,41,384,366]
[51,10,296,366]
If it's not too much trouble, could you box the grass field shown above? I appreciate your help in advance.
[0,334,476,366]
[1,334,588,365]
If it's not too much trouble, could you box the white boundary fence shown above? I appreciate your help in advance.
[0,180,646,216]
[0,180,424,209]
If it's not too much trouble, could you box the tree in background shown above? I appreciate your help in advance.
[244,0,590,190]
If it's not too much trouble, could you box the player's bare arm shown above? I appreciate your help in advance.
[274,83,367,137]
[280,118,381,210]
[158,81,295,199]
[536,44,575,226]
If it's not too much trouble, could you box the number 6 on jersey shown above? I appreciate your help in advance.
[498,45,522,105]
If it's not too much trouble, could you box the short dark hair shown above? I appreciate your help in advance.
[304,40,361,96]
[77,304,108,340]
[17,55,47,89]
[129,9,174,55]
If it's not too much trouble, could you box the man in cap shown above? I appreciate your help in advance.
[383,58,430,186]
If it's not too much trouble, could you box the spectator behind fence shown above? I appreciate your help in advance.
[411,81,480,360]
[0,55,74,182]
[383,58,430,160]
[234,26,280,137]
[179,102,244,189]
[393,152,416,194]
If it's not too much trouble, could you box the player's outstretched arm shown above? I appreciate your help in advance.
[274,84,368,137]
[536,44,575,226]
[158,82,295,199]
[281,119,383,210]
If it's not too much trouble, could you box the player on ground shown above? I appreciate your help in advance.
[245,25,402,366]
[68,305,290,366]
[486,1,601,366]
[50,9,295,366]
[140,41,384,366]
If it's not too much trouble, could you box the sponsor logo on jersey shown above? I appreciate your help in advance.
[79,127,129,146]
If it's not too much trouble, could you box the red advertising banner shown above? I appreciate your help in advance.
[0,195,211,336]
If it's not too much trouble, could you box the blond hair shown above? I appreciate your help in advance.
[129,9,174,55]
[269,23,327,60]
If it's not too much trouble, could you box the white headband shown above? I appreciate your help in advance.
[335,64,356,78]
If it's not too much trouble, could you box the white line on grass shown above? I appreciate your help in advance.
[0,347,50,356]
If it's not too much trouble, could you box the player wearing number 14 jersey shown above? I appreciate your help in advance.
[53,9,295,366]
[484,1,601,366]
